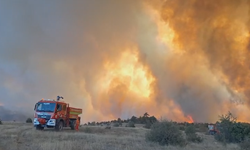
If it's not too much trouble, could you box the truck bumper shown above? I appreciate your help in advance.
[46,119,56,126]
[33,118,56,127]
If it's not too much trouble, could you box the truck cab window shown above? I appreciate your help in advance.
[57,104,62,111]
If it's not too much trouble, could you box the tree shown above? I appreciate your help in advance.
[215,111,250,143]
[130,116,137,123]
[117,118,121,123]
[143,112,149,118]
[149,116,158,124]
[219,111,237,123]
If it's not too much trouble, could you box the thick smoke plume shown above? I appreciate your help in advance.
[154,0,250,122]
[0,0,250,123]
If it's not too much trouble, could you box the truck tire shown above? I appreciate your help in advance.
[70,120,76,130]
[55,121,63,131]
[36,125,44,130]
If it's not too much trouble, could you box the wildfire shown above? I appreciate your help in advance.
[101,48,155,99]
[4,0,250,124]
[187,115,194,123]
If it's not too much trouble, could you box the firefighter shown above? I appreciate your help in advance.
[76,117,80,131]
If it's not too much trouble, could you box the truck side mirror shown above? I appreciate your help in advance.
[34,104,37,110]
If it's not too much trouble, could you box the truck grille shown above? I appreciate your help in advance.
[38,115,51,120]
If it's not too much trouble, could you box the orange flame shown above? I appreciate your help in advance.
[187,115,194,123]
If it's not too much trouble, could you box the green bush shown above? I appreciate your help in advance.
[113,122,119,127]
[0,119,2,125]
[146,121,186,146]
[185,125,196,135]
[185,125,203,143]
[215,112,250,143]
[126,121,135,128]
[26,118,32,123]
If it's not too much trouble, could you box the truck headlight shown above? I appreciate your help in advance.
[34,118,38,122]
[49,119,55,123]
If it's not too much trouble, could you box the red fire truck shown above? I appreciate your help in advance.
[33,96,82,131]
[208,123,220,135]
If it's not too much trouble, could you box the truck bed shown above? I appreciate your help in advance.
[68,107,82,119]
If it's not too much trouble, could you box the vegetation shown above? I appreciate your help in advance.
[90,113,158,128]
[113,122,120,127]
[143,120,152,129]
[0,123,242,150]
[214,112,250,144]
[0,119,2,125]
[239,138,250,150]
[126,121,135,127]
[185,125,203,143]
[82,127,93,133]
[146,121,186,146]
[26,118,32,123]
[130,113,158,124]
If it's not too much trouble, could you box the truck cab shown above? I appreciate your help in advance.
[33,98,82,131]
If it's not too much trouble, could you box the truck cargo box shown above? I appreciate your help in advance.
[68,107,82,119]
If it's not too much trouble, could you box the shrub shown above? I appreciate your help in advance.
[185,125,203,143]
[179,125,185,131]
[126,121,135,128]
[215,112,250,143]
[144,120,153,129]
[26,118,32,123]
[113,122,119,127]
[186,133,203,143]
[0,119,2,125]
[146,121,186,146]
[185,125,196,135]
[239,138,250,150]
[214,132,225,143]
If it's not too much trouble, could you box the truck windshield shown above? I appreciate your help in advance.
[36,103,56,112]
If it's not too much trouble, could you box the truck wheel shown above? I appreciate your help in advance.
[55,121,63,131]
[70,120,76,130]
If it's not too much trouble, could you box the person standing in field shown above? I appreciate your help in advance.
[76,117,80,131]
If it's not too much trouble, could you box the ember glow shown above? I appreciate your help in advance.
[1,0,250,123]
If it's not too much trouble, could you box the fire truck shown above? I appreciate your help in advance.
[33,96,82,131]
[208,123,220,135]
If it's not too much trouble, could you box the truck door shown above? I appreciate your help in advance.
[62,104,67,118]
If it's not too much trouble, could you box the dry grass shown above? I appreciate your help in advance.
[0,122,240,150]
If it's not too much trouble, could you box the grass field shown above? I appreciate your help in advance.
[0,122,240,150]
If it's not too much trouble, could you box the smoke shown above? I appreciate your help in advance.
[152,0,250,121]
[0,106,31,121]
[0,0,250,122]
